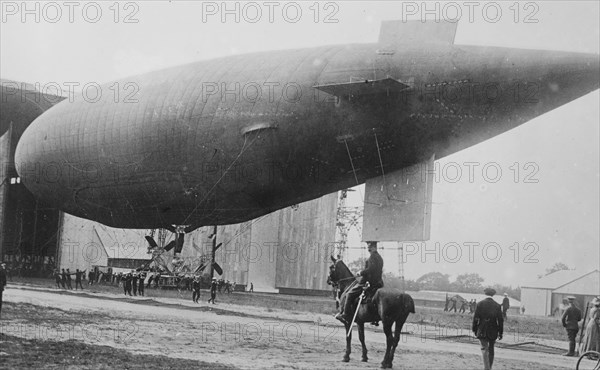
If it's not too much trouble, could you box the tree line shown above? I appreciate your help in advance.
[347,258,573,300]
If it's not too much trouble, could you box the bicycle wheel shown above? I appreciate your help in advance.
[576,351,600,370]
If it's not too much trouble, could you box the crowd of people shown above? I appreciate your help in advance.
[1,257,56,279]
[443,293,511,318]
[560,295,600,357]
[49,266,256,306]
[53,268,86,290]
[444,296,478,314]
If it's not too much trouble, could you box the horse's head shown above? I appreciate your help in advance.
[327,255,337,287]
[327,255,353,288]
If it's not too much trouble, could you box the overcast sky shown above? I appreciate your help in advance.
[1,1,598,287]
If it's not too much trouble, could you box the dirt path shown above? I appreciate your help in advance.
[2,286,577,369]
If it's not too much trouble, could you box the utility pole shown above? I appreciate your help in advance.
[335,189,363,260]
[397,242,405,291]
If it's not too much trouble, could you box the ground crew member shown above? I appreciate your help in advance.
[562,296,583,356]
[65,269,73,290]
[208,277,217,304]
[501,293,510,319]
[61,269,67,289]
[138,273,145,296]
[54,269,62,289]
[192,276,201,303]
[132,272,138,296]
[0,262,7,318]
[75,269,84,290]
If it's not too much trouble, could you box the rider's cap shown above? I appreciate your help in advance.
[567,296,576,301]
[483,288,496,296]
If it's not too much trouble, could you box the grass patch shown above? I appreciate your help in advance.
[8,278,567,341]
[0,333,236,369]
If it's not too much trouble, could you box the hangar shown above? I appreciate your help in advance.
[0,80,64,276]
[55,192,338,294]
[520,269,600,317]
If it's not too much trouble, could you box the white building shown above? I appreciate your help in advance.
[520,270,599,316]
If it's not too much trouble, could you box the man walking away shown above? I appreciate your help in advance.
[473,288,504,370]
[562,296,583,356]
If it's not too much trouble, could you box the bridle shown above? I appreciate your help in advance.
[328,262,356,289]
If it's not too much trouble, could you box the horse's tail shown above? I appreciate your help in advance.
[402,294,416,314]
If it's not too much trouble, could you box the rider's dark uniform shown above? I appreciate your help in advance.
[339,245,384,323]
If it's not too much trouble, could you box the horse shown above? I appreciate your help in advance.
[328,256,415,369]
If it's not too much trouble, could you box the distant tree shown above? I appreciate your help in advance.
[490,284,521,300]
[545,262,571,276]
[453,273,484,293]
[416,272,451,291]
[383,273,404,290]
[404,279,421,291]
[383,271,397,280]
[347,257,367,275]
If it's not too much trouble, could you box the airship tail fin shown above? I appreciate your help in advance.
[379,19,458,46]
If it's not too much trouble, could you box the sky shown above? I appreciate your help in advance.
[1,1,598,287]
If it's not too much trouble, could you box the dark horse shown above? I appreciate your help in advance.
[328,256,415,369]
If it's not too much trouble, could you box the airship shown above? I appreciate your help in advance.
[14,20,600,235]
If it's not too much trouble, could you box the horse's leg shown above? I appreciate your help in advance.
[388,312,410,368]
[358,322,368,362]
[343,322,352,362]
[381,320,394,369]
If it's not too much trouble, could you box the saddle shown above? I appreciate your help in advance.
[358,286,378,305]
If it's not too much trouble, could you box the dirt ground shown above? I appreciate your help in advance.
[1,284,579,369]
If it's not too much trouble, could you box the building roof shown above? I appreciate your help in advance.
[521,269,597,290]
[553,270,600,295]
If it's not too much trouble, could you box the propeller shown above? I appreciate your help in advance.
[213,262,223,275]
[145,236,158,249]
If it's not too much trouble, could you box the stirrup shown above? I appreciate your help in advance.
[335,313,348,324]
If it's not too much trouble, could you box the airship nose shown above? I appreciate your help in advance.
[14,105,69,208]
[538,51,599,102]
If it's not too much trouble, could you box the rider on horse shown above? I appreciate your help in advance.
[336,241,384,325]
